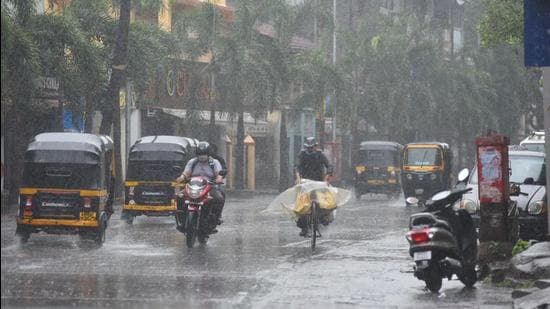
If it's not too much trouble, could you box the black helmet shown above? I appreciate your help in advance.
[196,141,210,156]
[304,137,317,148]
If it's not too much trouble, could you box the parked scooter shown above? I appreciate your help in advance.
[175,176,222,248]
[405,168,478,293]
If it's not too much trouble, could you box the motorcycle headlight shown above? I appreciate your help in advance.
[406,174,413,180]
[189,189,201,199]
[528,200,546,215]
[430,173,437,181]
[454,199,478,214]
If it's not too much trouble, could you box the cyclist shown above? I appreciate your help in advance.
[294,137,333,236]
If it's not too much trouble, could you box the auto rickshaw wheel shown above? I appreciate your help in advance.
[354,190,362,200]
[125,216,134,225]
[121,210,134,224]
[15,225,30,243]
[94,219,106,245]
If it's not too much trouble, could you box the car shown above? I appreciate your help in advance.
[459,149,547,241]
[520,130,545,153]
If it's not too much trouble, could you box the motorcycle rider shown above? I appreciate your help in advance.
[177,141,225,228]
[294,137,334,237]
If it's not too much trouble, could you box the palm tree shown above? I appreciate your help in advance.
[1,1,40,202]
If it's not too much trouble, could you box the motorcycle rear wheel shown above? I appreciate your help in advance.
[186,213,198,248]
[424,264,442,293]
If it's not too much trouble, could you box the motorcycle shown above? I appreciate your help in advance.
[175,176,222,248]
[405,168,478,293]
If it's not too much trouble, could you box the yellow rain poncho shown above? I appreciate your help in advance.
[265,180,351,219]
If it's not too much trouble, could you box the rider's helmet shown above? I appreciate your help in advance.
[304,137,317,153]
[196,141,210,162]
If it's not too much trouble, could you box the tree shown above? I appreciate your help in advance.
[1,1,40,202]
[479,0,523,48]
[99,0,131,194]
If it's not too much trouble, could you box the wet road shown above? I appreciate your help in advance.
[2,193,513,308]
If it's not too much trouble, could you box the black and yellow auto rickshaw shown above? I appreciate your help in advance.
[401,142,453,206]
[16,132,115,244]
[354,141,404,200]
[121,135,195,224]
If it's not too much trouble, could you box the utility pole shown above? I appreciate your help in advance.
[331,0,337,142]
[544,67,550,237]
[209,1,217,142]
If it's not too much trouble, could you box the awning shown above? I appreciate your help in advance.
[161,108,269,137]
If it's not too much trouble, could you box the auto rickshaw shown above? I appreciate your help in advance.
[354,141,404,200]
[121,135,195,224]
[16,132,115,244]
[401,142,453,206]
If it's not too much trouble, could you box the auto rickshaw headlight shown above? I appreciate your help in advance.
[406,174,413,180]
[528,200,546,215]
[430,173,437,181]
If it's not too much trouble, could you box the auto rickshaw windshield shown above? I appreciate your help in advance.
[126,150,187,181]
[22,162,101,189]
[404,148,442,166]
[358,149,398,166]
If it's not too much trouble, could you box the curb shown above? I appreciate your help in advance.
[513,282,550,309]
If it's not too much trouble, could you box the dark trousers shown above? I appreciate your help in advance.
[210,187,225,217]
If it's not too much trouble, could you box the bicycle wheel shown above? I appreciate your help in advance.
[310,201,319,251]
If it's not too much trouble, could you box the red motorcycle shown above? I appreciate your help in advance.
[175,176,220,248]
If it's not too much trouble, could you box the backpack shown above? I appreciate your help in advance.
[190,157,216,175]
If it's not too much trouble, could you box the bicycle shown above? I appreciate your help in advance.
[309,200,321,251]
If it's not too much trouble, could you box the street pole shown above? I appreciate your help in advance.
[331,0,337,142]
[125,82,131,180]
[209,1,216,142]
[544,67,550,238]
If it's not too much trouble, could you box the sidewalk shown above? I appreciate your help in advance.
[506,241,550,308]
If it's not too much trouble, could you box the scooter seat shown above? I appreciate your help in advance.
[409,213,453,232]
[433,219,452,232]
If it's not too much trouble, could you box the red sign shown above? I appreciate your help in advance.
[475,135,509,204]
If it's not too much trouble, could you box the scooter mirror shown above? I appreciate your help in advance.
[457,168,470,183]
[510,183,521,196]
[406,197,419,205]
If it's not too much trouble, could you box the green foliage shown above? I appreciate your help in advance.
[479,0,523,48]
[512,239,530,256]
[336,2,541,159]
[127,21,176,101]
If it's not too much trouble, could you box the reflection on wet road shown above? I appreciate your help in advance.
[2,194,513,308]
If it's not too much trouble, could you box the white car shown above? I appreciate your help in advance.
[520,131,545,153]
[459,149,547,240]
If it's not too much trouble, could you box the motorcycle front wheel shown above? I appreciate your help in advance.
[186,213,198,248]
[459,246,478,287]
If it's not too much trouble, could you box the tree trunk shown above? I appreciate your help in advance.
[84,96,95,133]
[208,73,216,142]
[101,0,131,198]
[279,110,289,192]
[235,111,245,189]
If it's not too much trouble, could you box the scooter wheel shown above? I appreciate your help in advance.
[459,265,477,288]
[424,265,442,293]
